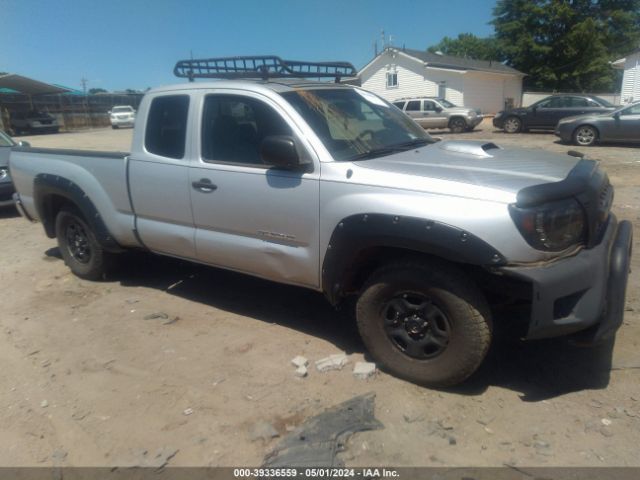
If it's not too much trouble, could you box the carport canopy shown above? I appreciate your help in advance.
[0,74,71,95]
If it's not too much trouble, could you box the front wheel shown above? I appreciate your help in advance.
[356,261,492,386]
[449,117,467,133]
[55,207,114,280]
[573,125,598,146]
[503,116,522,133]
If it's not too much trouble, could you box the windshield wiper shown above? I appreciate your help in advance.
[345,138,433,162]
[347,147,399,161]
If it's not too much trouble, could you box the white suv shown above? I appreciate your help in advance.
[109,106,136,129]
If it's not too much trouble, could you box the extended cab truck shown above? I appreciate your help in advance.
[9,57,633,386]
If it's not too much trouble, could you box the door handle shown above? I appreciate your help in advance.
[192,178,217,192]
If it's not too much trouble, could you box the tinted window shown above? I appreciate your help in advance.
[201,95,292,166]
[406,100,420,111]
[592,96,614,107]
[145,95,189,159]
[567,97,589,107]
[537,97,566,108]
[423,100,437,111]
[392,101,405,109]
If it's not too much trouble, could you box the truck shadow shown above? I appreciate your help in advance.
[71,250,615,402]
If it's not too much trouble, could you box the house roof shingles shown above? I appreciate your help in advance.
[393,48,525,76]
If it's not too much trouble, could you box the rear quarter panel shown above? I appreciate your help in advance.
[10,149,140,247]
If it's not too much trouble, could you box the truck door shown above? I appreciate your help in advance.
[188,91,320,288]
[127,94,197,259]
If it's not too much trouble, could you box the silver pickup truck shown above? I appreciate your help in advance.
[9,56,633,386]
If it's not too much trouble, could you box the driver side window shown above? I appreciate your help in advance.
[201,95,292,166]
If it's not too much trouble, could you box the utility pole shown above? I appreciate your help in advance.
[80,77,88,95]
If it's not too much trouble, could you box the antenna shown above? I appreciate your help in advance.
[80,77,88,94]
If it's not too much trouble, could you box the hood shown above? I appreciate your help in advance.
[354,140,579,194]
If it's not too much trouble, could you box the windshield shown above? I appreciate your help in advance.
[112,106,133,113]
[0,130,15,147]
[281,88,433,161]
[438,99,456,108]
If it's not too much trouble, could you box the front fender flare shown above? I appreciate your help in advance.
[321,213,506,304]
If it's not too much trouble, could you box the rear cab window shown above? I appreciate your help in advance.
[145,95,190,159]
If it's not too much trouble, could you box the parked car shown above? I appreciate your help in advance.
[555,101,640,146]
[0,130,29,207]
[10,110,59,135]
[109,106,136,129]
[392,97,482,133]
[9,56,632,387]
[493,95,616,133]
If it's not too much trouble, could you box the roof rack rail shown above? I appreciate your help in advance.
[173,55,358,82]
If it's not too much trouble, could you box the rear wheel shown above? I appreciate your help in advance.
[356,260,492,386]
[55,206,114,280]
[503,116,522,133]
[573,125,598,146]
[449,117,467,133]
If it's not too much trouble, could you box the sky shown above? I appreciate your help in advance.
[1,0,496,92]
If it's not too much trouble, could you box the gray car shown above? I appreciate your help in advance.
[555,102,640,146]
[0,130,31,207]
[393,97,482,133]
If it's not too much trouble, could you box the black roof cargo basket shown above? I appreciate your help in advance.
[173,55,358,82]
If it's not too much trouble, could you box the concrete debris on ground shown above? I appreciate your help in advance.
[353,361,376,379]
[144,312,169,320]
[291,355,308,368]
[40,400,49,408]
[183,408,194,416]
[315,353,348,372]
[294,365,308,378]
[249,421,280,442]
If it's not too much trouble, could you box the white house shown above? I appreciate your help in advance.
[612,50,640,103]
[359,47,525,114]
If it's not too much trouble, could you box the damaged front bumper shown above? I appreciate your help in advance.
[500,214,633,345]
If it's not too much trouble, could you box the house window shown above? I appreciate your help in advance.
[386,72,398,88]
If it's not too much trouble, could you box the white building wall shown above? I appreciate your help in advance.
[621,52,640,103]
[360,52,464,105]
[360,51,522,114]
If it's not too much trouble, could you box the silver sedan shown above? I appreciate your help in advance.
[555,102,640,146]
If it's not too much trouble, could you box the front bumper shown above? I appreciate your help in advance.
[0,180,15,207]
[500,215,633,344]
[111,117,135,127]
[468,116,483,127]
[555,124,573,143]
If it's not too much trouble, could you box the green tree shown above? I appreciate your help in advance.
[428,33,504,61]
[492,0,640,91]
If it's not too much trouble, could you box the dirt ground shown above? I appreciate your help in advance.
[2,120,640,468]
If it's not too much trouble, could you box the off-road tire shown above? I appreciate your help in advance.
[356,260,492,386]
[55,206,113,280]
[448,117,467,133]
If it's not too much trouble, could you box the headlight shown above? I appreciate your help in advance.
[509,198,586,251]
[0,167,8,180]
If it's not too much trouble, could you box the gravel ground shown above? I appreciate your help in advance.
[1,120,639,468]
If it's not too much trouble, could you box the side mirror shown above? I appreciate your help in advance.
[17,140,31,148]
[434,107,443,113]
[613,111,621,119]
[107,110,112,115]
[260,135,301,169]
